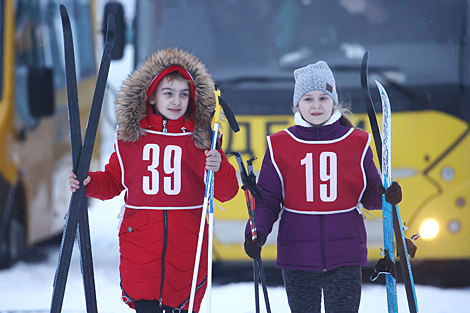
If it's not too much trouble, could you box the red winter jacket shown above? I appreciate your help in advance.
[86,114,238,312]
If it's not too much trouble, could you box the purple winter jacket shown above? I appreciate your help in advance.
[247,111,382,272]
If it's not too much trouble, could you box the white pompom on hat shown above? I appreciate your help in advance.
[293,61,338,106]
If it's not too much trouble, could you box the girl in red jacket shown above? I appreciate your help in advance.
[69,48,238,313]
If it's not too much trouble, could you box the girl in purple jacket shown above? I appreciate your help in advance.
[244,61,402,313]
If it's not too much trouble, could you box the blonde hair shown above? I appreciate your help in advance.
[335,102,355,128]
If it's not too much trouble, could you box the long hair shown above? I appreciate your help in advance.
[334,102,355,128]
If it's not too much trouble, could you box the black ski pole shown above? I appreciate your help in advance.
[253,249,260,313]
[256,257,271,313]
[232,152,271,313]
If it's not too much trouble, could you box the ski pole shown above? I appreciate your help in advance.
[207,179,215,313]
[188,85,239,313]
[253,255,260,313]
[206,87,222,313]
[256,257,272,313]
[187,92,220,313]
[241,175,260,313]
[246,157,271,313]
[232,152,271,313]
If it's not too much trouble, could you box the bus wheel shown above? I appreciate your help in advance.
[0,181,27,269]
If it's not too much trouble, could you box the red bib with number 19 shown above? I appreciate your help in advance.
[268,128,371,214]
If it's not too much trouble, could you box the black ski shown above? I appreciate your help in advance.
[50,5,115,313]
[361,52,418,313]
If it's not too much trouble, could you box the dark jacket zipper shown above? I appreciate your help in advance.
[159,210,168,307]
[162,119,168,133]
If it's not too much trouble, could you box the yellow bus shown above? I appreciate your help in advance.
[114,0,469,282]
[0,0,124,268]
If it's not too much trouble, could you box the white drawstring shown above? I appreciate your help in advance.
[117,204,126,230]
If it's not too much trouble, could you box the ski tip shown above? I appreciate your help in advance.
[375,79,392,116]
[362,51,370,64]
[104,14,116,43]
[360,51,371,91]
[60,4,69,21]
[375,79,386,95]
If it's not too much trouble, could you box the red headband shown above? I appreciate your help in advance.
[146,66,196,104]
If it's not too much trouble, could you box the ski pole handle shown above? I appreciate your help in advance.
[242,186,257,242]
[211,86,223,130]
[248,193,257,242]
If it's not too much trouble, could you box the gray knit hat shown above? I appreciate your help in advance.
[293,61,338,106]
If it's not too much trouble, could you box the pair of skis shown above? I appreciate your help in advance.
[50,5,114,313]
[361,52,418,313]
[232,152,271,313]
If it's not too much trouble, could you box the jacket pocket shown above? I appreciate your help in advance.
[325,211,365,243]
[119,208,150,236]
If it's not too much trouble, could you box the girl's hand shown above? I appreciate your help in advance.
[205,149,222,172]
[69,170,91,192]
[377,181,402,205]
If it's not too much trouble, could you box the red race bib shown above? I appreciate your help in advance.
[268,128,370,214]
[116,130,207,209]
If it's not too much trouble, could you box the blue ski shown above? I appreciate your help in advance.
[361,52,418,313]
[377,80,399,313]
[377,81,419,313]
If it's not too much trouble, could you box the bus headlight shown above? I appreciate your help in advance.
[448,219,461,234]
[419,219,439,240]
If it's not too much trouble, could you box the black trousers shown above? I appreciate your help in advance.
[282,266,362,313]
[134,300,163,313]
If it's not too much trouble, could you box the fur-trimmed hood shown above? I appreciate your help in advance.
[115,47,215,149]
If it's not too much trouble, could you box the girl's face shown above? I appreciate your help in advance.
[149,77,190,120]
[298,90,334,126]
